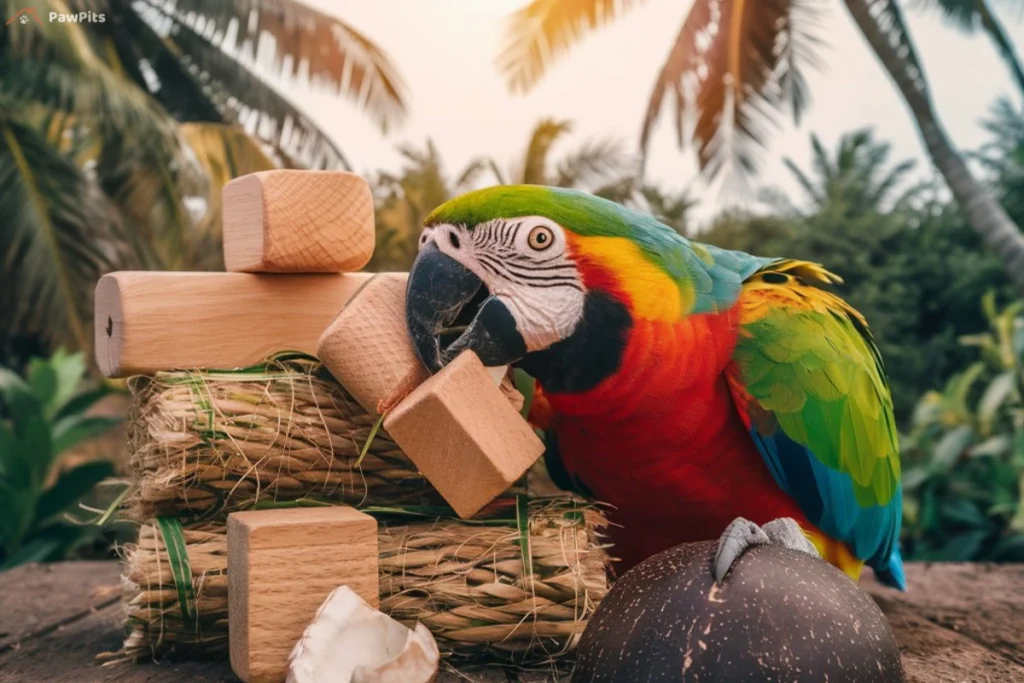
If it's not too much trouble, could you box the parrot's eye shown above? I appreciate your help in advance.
[527,226,554,251]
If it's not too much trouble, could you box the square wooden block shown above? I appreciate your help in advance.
[317,272,420,415]
[223,170,374,273]
[384,352,544,519]
[228,507,379,683]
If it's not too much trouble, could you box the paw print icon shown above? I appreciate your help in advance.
[6,8,43,26]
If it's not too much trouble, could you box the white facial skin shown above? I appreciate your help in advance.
[419,217,587,353]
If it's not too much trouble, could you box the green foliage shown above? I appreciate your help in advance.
[702,130,1013,423]
[901,295,1024,561]
[0,349,120,570]
[0,1,407,362]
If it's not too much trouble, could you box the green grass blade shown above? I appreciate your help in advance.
[354,413,386,468]
[156,516,195,623]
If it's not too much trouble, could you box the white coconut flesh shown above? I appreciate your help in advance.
[287,586,439,683]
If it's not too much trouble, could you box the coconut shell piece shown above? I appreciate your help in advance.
[573,540,904,683]
[287,586,438,683]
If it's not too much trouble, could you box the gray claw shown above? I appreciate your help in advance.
[714,517,769,584]
[762,517,820,558]
[713,517,821,585]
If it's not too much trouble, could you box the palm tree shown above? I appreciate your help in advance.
[915,0,1024,98]
[1,0,407,358]
[487,118,638,199]
[488,118,695,228]
[369,141,486,271]
[497,0,1024,294]
[783,128,926,216]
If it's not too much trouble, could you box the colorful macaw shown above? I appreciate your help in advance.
[403,185,905,590]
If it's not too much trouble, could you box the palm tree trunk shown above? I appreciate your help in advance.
[843,0,1024,295]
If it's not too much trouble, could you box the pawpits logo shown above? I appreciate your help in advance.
[5,8,42,25]
[6,7,106,25]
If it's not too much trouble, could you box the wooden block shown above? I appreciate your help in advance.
[383,351,544,519]
[317,272,419,415]
[94,271,373,377]
[228,507,379,683]
[223,170,374,273]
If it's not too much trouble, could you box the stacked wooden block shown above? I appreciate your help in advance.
[97,170,546,682]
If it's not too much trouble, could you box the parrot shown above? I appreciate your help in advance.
[402,185,906,591]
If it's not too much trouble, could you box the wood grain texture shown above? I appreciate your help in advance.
[222,171,374,273]
[94,271,373,377]
[227,507,379,683]
[317,272,420,415]
[383,352,544,519]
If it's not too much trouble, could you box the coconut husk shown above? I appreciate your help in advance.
[123,354,525,522]
[119,499,610,665]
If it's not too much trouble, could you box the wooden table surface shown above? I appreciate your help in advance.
[1,561,1022,682]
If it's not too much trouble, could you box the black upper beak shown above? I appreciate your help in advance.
[406,242,527,373]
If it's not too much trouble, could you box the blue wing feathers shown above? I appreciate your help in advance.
[750,425,905,589]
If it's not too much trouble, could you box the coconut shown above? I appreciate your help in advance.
[287,586,439,683]
[572,540,904,683]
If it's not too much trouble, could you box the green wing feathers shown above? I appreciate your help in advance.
[730,261,904,585]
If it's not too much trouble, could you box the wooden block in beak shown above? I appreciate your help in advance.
[383,351,544,519]
[316,272,422,416]
[223,170,374,273]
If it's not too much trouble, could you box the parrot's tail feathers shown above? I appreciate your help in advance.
[874,547,908,591]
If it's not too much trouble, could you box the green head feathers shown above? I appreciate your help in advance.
[427,185,773,314]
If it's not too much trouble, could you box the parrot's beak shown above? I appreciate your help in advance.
[406,242,527,373]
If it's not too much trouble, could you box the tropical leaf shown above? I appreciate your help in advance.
[554,138,635,189]
[0,108,126,353]
[34,460,115,526]
[498,0,649,92]
[914,0,1024,95]
[92,125,192,270]
[96,3,226,123]
[139,0,407,133]
[641,0,825,181]
[782,128,923,214]
[522,118,573,185]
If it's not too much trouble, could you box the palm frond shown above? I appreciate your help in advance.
[139,0,407,131]
[453,158,491,192]
[783,156,824,206]
[923,0,1024,96]
[0,54,178,147]
[130,4,350,169]
[0,107,127,353]
[100,6,226,123]
[521,118,574,184]
[554,138,635,189]
[640,0,824,182]
[498,0,648,92]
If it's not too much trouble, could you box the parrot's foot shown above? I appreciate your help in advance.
[713,517,820,584]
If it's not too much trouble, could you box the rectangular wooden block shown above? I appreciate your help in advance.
[94,271,373,377]
[317,272,421,415]
[383,351,544,519]
[228,507,379,683]
[223,170,375,273]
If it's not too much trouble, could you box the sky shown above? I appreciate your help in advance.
[280,0,1024,225]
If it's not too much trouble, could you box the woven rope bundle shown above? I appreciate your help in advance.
[124,354,526,522]
[120,500,609,664]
